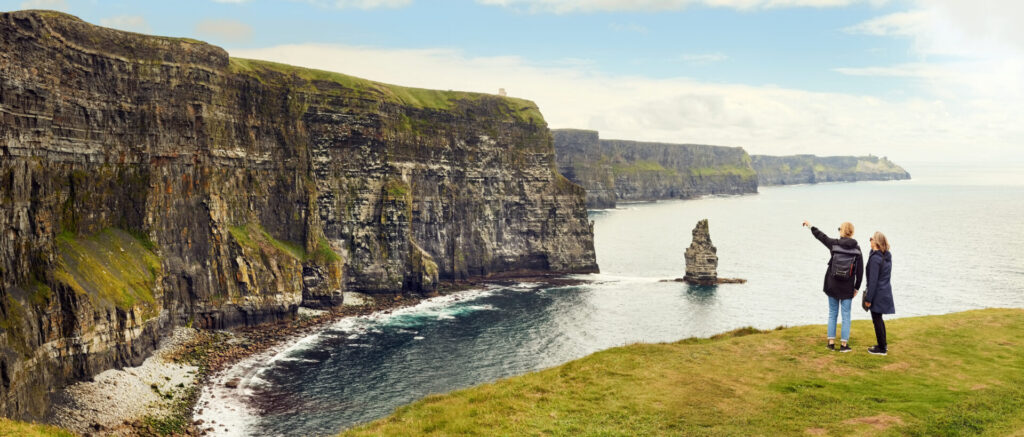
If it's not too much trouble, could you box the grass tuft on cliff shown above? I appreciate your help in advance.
[343,308,1024,436]
[0,418,74,436]
[54,228,161,315]
[228,223,307,261]
[228,223,341,265]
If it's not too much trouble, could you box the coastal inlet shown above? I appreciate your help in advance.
[206,167,1024,435]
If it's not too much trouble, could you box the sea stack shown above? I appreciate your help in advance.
[683,219,719,285]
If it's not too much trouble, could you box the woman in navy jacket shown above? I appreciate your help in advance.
[864,231,895,355]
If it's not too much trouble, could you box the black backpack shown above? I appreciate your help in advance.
[830,245,860,281]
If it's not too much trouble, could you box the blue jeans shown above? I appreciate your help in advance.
[827,296,852,342]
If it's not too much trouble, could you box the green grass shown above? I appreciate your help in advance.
[228,223,341,265]
[344,308,1024,436]
[228,58,544,125]
[689,164,758,178]
[383,179,410,198]
[53,228,161,314]
[610,160,677,176]
[0,418,75,437]
[312,236,343,264]
[228,223,306,261]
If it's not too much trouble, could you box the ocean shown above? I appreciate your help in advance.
[195,163,1024,436]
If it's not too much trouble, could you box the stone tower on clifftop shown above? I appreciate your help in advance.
[683,219,719,285]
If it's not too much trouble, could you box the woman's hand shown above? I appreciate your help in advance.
[802,220,811,228]
[853,289,859,297]
[865,301,872,308]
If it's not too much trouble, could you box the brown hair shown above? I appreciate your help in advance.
[839,222,854,238]
[872,231,890,252]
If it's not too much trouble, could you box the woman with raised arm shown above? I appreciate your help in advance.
[802,220,864,353]
[864,232,894,356]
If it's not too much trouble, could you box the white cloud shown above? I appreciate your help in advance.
[304,0,413,8]
[839,1,1024,122]
[194,19,253,43]
[99,15,151,33]
[476,0,888,13]
[19,0,68,10]
[843,10,929,36]
[229,43,1024,163]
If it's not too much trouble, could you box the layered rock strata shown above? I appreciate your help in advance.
[0,10,597,420]
[553,129,758,208]
[683,219,718,285]
[751,154,910,185]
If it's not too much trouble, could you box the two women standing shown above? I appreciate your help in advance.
[802,221,895,354]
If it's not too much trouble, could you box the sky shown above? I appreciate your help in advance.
[5,0,1024,163]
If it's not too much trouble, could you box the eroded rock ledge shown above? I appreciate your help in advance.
[0,10,596,419]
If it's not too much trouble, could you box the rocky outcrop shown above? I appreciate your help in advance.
[551,130,618,208]
[553,129,758,209]
[683,220,718,285]
[751,155,910,185]
[0,10,597,420]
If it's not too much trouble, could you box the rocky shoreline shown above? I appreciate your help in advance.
[49,273,588,436]
[48,329,200,436]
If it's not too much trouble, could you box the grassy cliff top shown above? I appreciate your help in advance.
[7,10,544,125]
[228,57,545,124]
[344,308,1024,436]
[0,418,73,436]
[10,9,218,52]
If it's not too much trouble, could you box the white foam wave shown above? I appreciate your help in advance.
[585,273,664,283]
[275,357,319,364]
[193,286,505,435]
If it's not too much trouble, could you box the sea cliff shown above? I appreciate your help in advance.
[751,154,911,185]
[0,10,596,420]
[553,129,758,208]
[553,130,911,208]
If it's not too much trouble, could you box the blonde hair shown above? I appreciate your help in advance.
[839,222,855,238]
[872,231,890,252]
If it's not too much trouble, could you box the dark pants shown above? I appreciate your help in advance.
[871,311,887,350]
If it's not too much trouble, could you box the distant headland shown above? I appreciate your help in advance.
[553,129,910,209]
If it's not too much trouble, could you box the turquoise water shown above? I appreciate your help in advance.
[198,164,1024,436]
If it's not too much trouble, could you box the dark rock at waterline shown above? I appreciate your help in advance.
[660,278,747,284]
[224,378,241,389]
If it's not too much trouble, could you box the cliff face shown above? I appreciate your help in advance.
[0,10,597,419]
[553,129,758,208]
[751,155,911,185]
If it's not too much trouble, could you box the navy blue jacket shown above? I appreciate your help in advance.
[865,250,895,314]
[810,227,864,299]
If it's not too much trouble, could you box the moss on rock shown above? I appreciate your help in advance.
[52,228,161,314]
